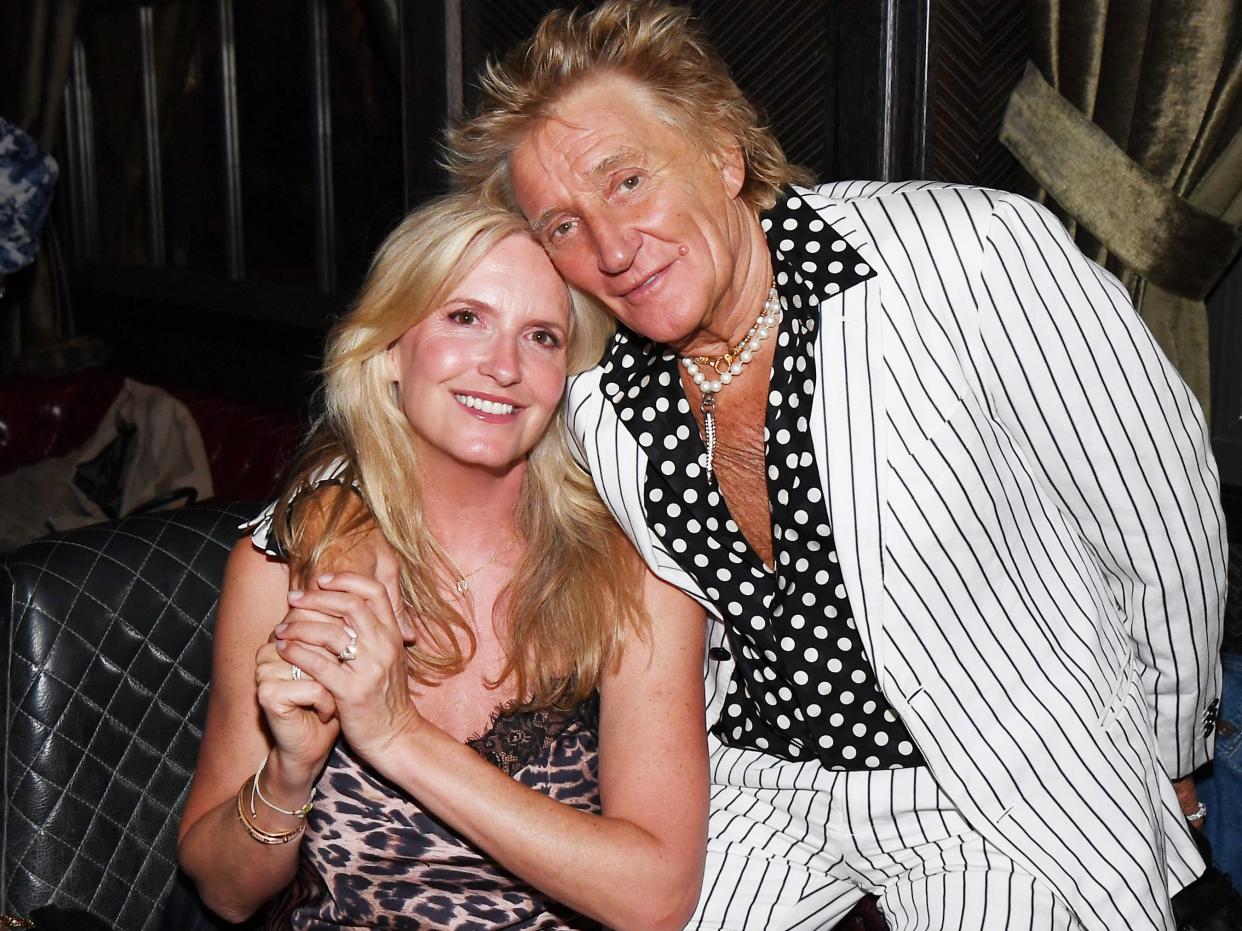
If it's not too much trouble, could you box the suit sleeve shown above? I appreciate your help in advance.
[974,191,1226,779]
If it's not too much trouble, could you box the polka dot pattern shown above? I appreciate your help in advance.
[596,191,922,771]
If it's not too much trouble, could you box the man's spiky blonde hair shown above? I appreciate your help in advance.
[444,0,811,210]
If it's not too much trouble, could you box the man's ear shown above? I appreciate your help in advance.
[715,143,746,199]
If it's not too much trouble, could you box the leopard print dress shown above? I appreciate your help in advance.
[264,696,603,930]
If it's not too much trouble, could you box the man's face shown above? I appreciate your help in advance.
[509,76,750,353]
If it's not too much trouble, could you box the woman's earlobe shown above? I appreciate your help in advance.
[384,344,400,383]
[383,347,405,408]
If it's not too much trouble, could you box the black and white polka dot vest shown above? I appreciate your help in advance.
[597,191,923,770]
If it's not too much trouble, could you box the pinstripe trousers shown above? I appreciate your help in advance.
[690,743,1077,931]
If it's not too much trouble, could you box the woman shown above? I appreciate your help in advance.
[176,194,708,931]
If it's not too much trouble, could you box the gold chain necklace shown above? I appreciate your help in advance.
[441,538,518,595]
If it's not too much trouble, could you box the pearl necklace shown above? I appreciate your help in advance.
[679,284,781,480]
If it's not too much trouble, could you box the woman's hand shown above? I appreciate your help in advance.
[254,636,340,780]
[274,572,422,768]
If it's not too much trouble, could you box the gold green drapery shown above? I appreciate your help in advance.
[999,1,1242,415]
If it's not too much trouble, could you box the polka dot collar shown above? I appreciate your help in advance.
[761,191,877,304]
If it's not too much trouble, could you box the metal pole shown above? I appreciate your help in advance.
[139,5,167,267]
[71,37,100,261]
[218,0,245,278]
[309,0,336,292]
[879,0,898,181]
[61,84,85,264]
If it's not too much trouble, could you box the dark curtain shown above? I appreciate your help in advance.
[0,2,201,372]
[1000,0,1242,415]
[82,4,199,268]
[0,1,81,371]
[0,1,81,150]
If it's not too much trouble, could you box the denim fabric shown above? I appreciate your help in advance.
[1197,652,1242,882]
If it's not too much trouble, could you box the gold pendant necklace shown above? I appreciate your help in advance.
[444,538,517,595]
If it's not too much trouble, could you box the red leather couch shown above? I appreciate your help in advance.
[0,367,303,503]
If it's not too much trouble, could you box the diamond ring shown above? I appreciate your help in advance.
[338,632,358,663]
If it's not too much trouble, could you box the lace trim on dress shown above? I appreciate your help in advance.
[468,692,601,777]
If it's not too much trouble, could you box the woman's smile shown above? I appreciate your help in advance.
[453,390,521,419]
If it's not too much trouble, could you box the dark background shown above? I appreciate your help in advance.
[1,0,1036,414]
[1,0,1238,579]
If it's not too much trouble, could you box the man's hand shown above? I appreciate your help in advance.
[287,484,410,641]
[1172,776,1204,829]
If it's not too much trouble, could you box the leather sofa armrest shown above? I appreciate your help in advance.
[1,503,261,931]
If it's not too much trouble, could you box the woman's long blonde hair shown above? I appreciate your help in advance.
[272,193,643,709]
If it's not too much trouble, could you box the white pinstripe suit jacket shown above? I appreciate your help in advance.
[565,181,1227,931]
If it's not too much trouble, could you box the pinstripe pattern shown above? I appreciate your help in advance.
[565,182,1225,930]
[691,758,1077,930]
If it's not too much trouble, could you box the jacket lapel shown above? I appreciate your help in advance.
[791,188,889,677]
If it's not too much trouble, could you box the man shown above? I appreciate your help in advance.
[447,3,1227,928]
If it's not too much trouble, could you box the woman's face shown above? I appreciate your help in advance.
[387,234,571,479]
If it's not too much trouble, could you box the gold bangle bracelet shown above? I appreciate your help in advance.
[252,755,315,819]
[236,781,304,845]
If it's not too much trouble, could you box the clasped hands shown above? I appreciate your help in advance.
[255,571,420,779]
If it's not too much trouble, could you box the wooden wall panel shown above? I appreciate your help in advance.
[925,0,1029,190]
[446,0,1034,191]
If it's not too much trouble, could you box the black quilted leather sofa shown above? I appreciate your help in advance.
[1,503,260,930]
